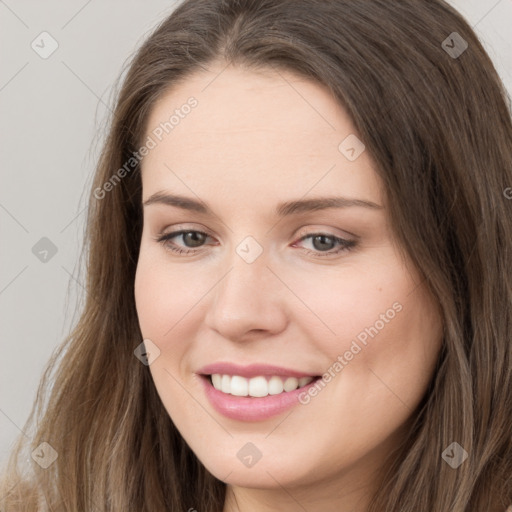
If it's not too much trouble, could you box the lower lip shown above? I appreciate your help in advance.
[200,375,320,422]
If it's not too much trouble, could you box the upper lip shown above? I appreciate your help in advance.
[197,362,319,379]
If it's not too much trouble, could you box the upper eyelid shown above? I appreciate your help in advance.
[158,223,358,239]
[296,225,358,240]
[159,228,354,246]
[160,227,214,240]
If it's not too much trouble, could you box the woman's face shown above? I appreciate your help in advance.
[134,63,443,507]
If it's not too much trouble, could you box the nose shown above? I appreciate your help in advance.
[203,245,288,341]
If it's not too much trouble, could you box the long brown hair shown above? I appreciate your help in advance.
[2,1,511,510]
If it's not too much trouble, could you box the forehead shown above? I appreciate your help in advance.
[140,63,383,207]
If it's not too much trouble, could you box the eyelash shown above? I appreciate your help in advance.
[155,229,357,258]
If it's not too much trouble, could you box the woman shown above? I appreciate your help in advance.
[1,0,511,510]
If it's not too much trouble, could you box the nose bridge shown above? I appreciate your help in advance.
[216,237,272,311]
[204,235,287,338]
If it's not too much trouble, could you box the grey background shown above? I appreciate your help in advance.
[1,0,511,465]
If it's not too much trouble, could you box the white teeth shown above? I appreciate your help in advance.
[210,374,314,397]
[211,374,222,389]
[230,375,249,396]
[268,376,284,395]
[283,377,299,392]
[298,376,312,388]
[221,374,231,394]
[248,376,268,397]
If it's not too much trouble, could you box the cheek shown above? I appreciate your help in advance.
[279,257,412,354]
[317,277,442,429]
[134,252,205,344]
[290,270,442,465]
[361,284,443,395]
[287,254,442,394]
[134,257,206,426]
[134,263,170,340]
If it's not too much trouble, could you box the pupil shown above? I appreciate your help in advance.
[313,235,334,251]
[185,232,205,248]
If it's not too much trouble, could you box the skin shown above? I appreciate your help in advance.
[134,61,444,512]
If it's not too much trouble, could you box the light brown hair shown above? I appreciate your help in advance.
[2,0,511,510]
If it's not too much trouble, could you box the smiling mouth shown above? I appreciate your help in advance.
[205,374,321,398]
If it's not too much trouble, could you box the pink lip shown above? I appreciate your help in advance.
[197,363,321,422]
[197,362,317,379]
[200,375,320,421]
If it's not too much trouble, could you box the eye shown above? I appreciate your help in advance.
[156,229,214,255]
[293,232,357,257]
[155,229,357,258]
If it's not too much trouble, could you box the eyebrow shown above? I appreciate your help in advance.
[142,192,383,216]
